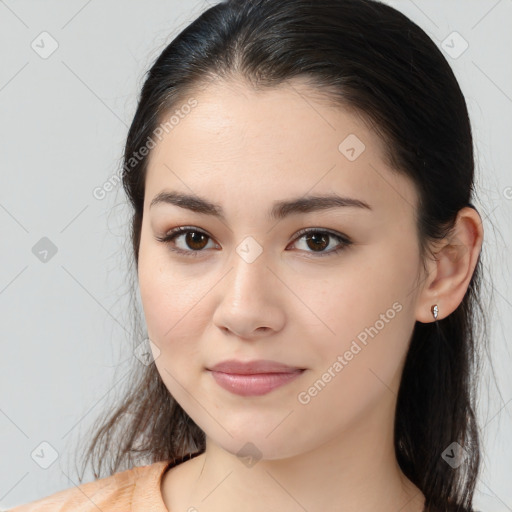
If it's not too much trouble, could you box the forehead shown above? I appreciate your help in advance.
[144,79,418,219]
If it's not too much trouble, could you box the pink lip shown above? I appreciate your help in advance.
[207,359,305,396]
[209,359,303,374]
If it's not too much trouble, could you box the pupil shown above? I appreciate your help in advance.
[187,232,207,250]
[307,233,328,251]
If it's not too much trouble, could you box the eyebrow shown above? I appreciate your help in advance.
[149,190,372,221]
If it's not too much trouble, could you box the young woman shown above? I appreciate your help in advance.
[10,0,488,511]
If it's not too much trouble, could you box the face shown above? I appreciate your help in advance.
[137,79,425,460]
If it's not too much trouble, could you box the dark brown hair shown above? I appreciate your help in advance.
[78,1,492,510]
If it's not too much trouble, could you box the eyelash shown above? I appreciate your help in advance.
[155,226,353,259]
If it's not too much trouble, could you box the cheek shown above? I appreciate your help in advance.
[138,245,184,344]
[295,299,413,434]
[138,261,206,402]
[304,242,418,377]
[294,261,399,343]
[137,249,217,368]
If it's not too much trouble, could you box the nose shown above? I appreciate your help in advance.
[212,247,286,340]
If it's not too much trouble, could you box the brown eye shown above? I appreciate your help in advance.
[290,228,353,257]
[304,232,329,252]
[183,231,209,250]
[155,226,217,257]
[155,226,352,259]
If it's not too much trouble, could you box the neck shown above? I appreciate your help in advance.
[162,391,425,512]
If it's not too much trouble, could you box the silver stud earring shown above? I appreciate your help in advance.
[431,304,439,321]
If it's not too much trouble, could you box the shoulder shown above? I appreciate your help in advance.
[6,460,171,512]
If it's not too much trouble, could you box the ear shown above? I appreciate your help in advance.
[415,206,484,323]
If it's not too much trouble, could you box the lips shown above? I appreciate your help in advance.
[206,359,305,396]
[208,359,304,374]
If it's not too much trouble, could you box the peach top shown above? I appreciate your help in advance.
[8,460,173,512]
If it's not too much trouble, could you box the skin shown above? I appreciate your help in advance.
[137,78,484,512]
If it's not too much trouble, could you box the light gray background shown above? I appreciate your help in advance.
[1,0,511,510]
